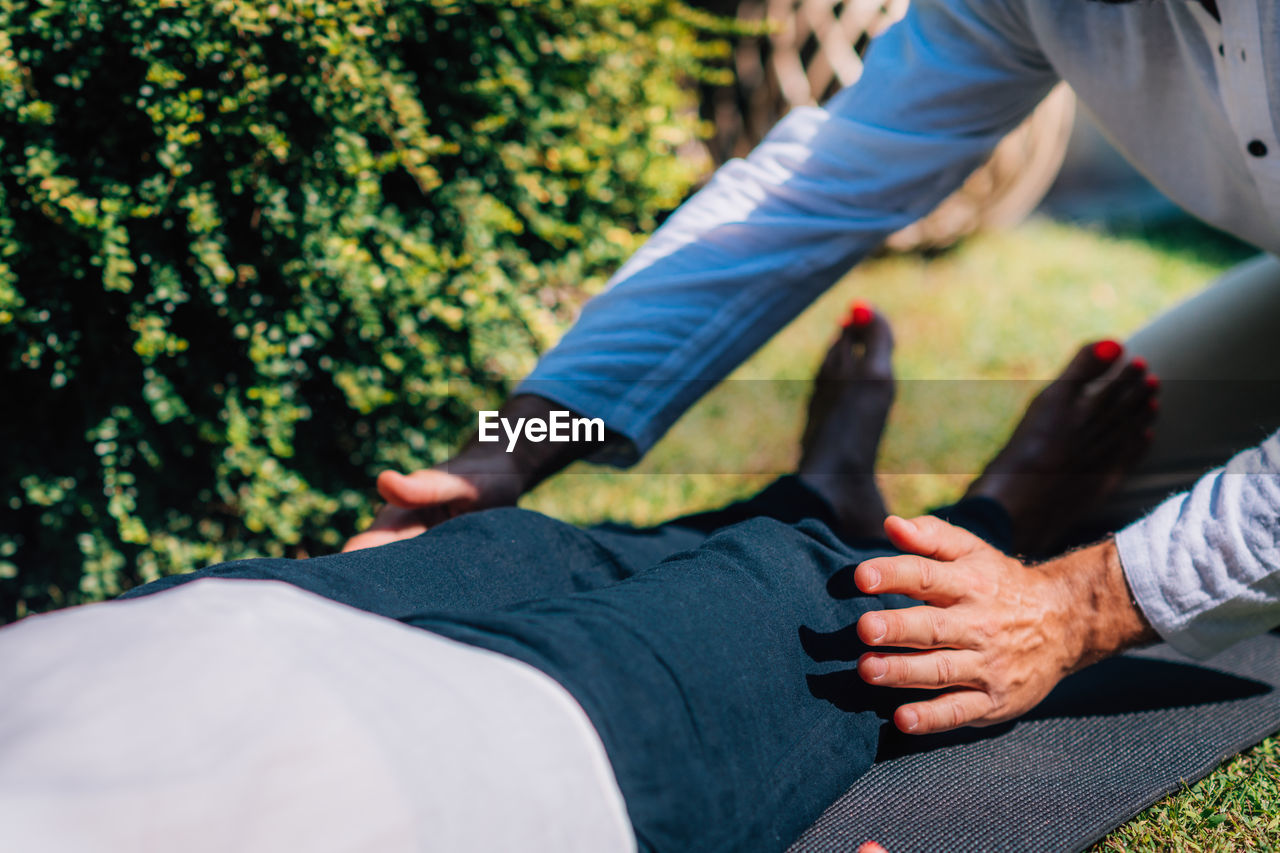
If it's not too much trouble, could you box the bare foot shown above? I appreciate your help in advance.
[965,340,1159,554]
[798,302,894,539]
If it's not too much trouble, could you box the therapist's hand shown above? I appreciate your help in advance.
[342,395,610,552]
[852,515,1156,734]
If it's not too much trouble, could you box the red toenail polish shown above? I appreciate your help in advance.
[1149,398,1160,412]
[1092,340,1123,362]
[1144,428,1155,441]
[849,301,874,327]
[1131,357,1148,371]
[1145,374,1160,389]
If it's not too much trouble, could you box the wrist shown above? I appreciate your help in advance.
[451,395,610,493]
[1043,538,1157,674]
[441,440,529,487]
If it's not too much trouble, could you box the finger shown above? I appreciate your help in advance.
[857,605,965,649]
[341,526,424,553]
[855,554,967,604]
[858,649,986,689]
[857,843,889,853]
[882,515,988,562]
[894,689,997,734]
[376,469,480,509]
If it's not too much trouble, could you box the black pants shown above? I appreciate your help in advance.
[124,479,1010,852]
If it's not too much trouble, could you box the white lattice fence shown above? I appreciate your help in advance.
[700,0,1074,251]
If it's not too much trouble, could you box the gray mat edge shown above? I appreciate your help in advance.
[789,633,1280,853]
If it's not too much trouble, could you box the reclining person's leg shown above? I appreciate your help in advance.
[591,306,911,572]
[119,507,670,617]
[398,338,1156,852]
[405,515,910,853]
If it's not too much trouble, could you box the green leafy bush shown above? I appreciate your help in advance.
[0,0,724,620]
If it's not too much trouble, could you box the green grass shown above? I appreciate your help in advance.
[520,215,1277,851]
[1092,738,1280,852]
[524,216,1254,522]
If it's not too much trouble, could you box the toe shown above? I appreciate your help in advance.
[1082,356,1160,459]
[1097,356,1157,417]
[1058,339,1125,384]
[1096,356,1149,405]
[842,299,875,329]
[842,301,894,374]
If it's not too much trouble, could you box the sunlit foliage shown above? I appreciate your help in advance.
[0,0,725,619]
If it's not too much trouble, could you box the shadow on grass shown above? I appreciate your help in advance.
[1099,217,1258,269]
[887,214,1260,269]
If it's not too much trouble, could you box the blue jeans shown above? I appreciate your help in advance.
[124,479,1010,852]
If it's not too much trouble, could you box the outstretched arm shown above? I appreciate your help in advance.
[520,0,1059,460]
[348,0,1060,547]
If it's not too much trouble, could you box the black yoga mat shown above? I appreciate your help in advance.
[789,632,1280,853]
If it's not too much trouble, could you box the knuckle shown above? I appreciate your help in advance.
[917,515,943,536]
[978,616,1005,647]
[973,667,994,693]
[887,656,909,682]
[927,610,947,646]
[967,618,995,648]
[935,654,956,685]
[917,557,937,592]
